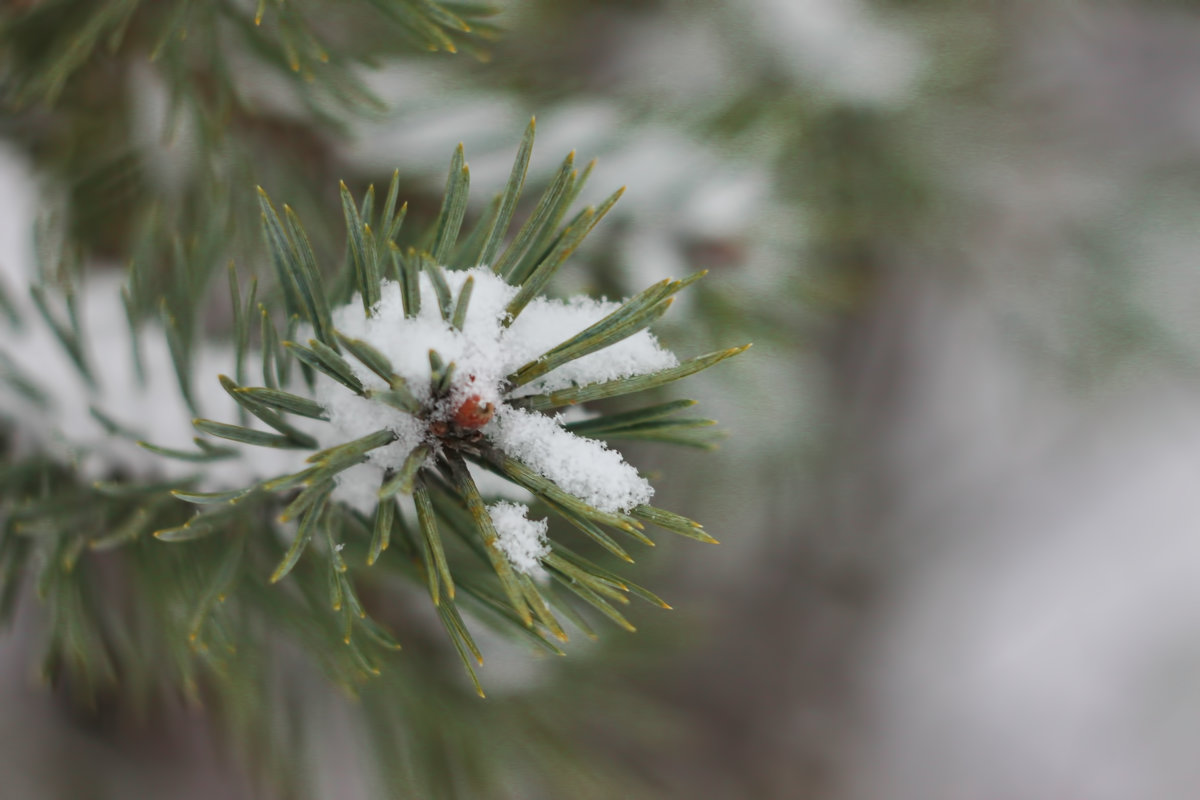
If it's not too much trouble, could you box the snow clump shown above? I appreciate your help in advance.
[486,501,550,578]
[318,266,668,533]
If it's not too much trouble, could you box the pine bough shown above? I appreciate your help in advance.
[2,123,748,696]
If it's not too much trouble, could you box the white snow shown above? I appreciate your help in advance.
[328,266,676,412]
[328,266,517,419]
[319,266,669,511]
[504,294,678,395]
[486,501,550,577]
[486,406,653,514]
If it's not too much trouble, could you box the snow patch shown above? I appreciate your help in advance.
[486,501,550,577]
[486,406,653,514]
[320,267,671,509]
[505,294,678,395]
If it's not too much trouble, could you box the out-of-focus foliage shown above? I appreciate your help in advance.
[0,0,499,330]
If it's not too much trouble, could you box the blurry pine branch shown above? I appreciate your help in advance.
[0,0,499,333]
[1,0,499,108]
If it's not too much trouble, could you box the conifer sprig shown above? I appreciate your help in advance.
[158,127,748,684]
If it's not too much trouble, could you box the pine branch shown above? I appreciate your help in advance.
[141,130,749,691]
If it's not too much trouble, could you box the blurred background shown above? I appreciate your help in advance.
[6,0,1200,798]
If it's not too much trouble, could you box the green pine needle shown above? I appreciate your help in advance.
[271,483,332,582]
[514,345,751,411]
